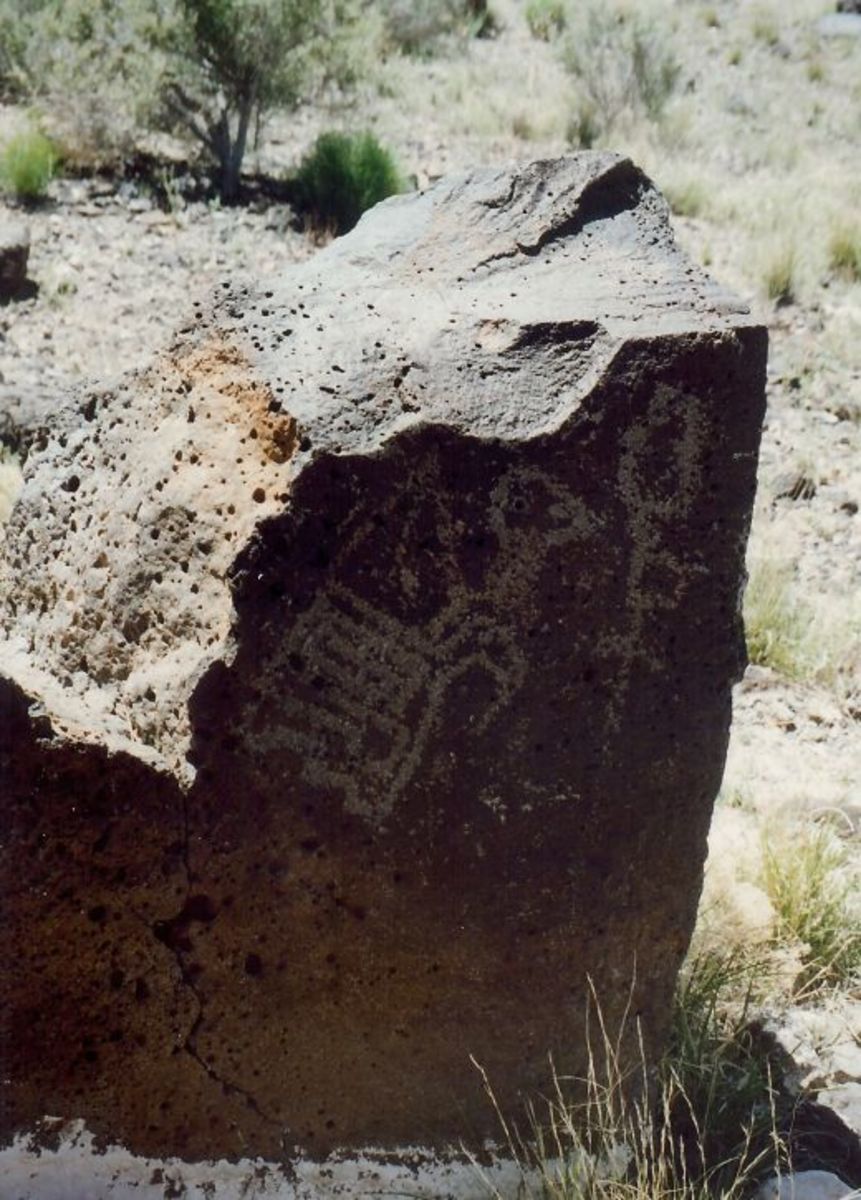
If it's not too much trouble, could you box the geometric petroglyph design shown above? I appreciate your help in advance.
[266,583,528,820]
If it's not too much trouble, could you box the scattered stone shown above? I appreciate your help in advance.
[0,219,30,301]
[0,154,766,1170]
[757,1170,857,1200]
[817,13,861,36]
[754,1003,861,1186]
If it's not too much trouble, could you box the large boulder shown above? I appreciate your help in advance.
[0,154,767,1177]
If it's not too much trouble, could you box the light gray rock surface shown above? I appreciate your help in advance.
[0,153,766,1172]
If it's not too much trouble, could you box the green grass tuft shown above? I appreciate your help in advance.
[762,824,861,994]
[293,131,407,237]
[744,558,810,676]
[828,221,861,282]
[0,127,58,202]
[525,0,567,41]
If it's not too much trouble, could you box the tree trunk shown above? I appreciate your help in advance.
[219,98,254,204]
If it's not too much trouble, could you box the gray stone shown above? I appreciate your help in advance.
[0,153,766,1170]
[757,1170,857,1200]
[817,13,861,36]
[0,219,30,300]
[755,1004,861,1186]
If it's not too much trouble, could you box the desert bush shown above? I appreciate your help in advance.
[762,824,861,994]
[0,0,171,169]
[293,130,406,236]
[157,0,371,201]
[380,0,491,56]
[0,126,58,202]
[560,6,681,140]
[828,221,861,282]
[525,0,566,42]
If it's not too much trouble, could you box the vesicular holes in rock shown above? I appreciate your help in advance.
[244,953,263,977]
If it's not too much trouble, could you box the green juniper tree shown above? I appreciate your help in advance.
[160,0,366,201]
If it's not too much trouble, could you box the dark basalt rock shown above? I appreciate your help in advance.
[0,153,766,1166]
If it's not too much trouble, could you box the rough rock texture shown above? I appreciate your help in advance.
[0,218,29,301]
[0,153,767,1166]
[755,1004,861,1187]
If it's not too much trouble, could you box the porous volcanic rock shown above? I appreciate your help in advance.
[0,153,767,1169]
[0,218,29,301]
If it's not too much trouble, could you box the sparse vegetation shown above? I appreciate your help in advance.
[761,241,797,304]
[560,6,681,140]
[380,0,491,55]
[662,176,707,218]
[473,962,787,1200]
[293,130,406,236]
[525,0,566,42]
[762,823,861,993]
[828,221,861,282]
[751,7,780,47]
[0,126,57,202]
[744,557,810,677]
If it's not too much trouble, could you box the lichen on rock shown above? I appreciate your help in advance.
[0,153,766,1168]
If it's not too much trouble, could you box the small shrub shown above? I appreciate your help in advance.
[0,127,57,202]
[525,0,567,41]
[293,131,407,236]
[380,0,488,55]
[157,0,372,201]
[561,7,680,140]
[762,824,861,993]
[828,221,861,282]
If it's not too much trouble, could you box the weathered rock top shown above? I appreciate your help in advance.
[0,154,758,787]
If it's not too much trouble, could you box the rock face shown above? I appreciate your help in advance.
[0,218,30,301]
[0,154,767,1168]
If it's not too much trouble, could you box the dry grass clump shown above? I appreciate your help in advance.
[827,221,861,283]
[743,550,861,698]
[472,964,787,1200]
[744,558,811,679]
[760,240,798,305]
[762,822,861,996]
